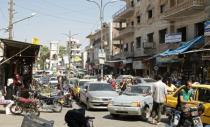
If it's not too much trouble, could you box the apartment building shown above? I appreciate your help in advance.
[67,38,82,69]
[112,0,210,76]
[86,22,120,75]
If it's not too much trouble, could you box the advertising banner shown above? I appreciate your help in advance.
[165,33,182,43]
[204,21,210,36]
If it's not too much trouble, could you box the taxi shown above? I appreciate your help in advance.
[164,84,210,125]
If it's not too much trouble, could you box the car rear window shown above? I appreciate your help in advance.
[144,79,156,83]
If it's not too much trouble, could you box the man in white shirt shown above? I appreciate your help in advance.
[150,75,167,124]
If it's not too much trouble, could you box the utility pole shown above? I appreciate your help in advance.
[68,31,72,78]
[8,0,14,40]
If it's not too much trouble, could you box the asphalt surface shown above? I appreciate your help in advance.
[0,101,168,127]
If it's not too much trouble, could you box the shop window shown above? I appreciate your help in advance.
[195,22,204,37]
[159,29,167,44]
[177,27,187,42]
[136,15,141,24]
[136,36,141,48]
[148,10,153,19]
[147,33,154,42]
[160,4,166,13]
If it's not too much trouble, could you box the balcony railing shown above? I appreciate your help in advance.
[113,5,134,21]
[114,27,134,40]
[164,0,206,19]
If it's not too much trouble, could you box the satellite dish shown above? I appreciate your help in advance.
[0,42,4,61]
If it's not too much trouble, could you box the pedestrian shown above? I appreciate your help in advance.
[150,75,167,125]
[166,78,177,94]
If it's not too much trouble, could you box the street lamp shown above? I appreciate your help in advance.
[7,12,37,40]
[86,0,118,78]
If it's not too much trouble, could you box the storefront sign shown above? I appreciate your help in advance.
[133,61,144,69]
[156,56,182,63]
[205,21,210,36]
[165,33,182,43]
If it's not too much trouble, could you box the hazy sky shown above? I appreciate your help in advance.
[0,0,125,49]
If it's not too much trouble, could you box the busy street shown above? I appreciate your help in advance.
[0,101,167,127]
[1,0,210,127]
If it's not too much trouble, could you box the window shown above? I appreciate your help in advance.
[136,36,141,48]
[131,21,134,26]
[195,22,204,37]
[124,43,128,52]
[177,27,187,42]
[131,0,134,7]
[160,4,165,13]
[159,29,167,44]
[131,42,134,52]
[147,33,154,42]
[198,88,210,103]
[148,10,153,19]
[136,15,141,24]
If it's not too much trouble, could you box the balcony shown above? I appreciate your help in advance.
[164,0,206,20]
[112,51,134,59]
[113,27,134,40]
[113,5,135,22]
[144,48,156,56]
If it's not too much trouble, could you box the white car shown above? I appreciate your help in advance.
[108,84,153,119]
[49,77,58,87]
[80,82,119,110]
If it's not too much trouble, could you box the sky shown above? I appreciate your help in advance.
[0,0,125,49]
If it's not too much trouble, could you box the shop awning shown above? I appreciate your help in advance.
[0,39,40,65]
[159,36,204,56]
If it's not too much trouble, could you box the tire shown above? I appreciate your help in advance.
[52,101,63,112]
[29,108,40,116]
[10,103,23,115]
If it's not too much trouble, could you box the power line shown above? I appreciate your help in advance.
[15,4,95,25]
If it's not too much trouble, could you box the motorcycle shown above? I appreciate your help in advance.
[62,90,72,108]
[167,104,204,127]
[36,92,63,112]
[10,95,40,116]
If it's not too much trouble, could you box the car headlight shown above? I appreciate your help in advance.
[131,102,141,107]
[108,101,113,106]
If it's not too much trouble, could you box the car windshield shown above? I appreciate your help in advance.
[79,81,90,87]
[143,79,156,83]
[89,83,113,91]
[124,86,151,95]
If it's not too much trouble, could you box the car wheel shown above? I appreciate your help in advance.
[142,106,150,121]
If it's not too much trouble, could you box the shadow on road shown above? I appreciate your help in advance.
[103,114,142,122]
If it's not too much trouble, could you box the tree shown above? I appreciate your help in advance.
[58,46,67,66]
[58,46,67,58]
[38,46,50,70]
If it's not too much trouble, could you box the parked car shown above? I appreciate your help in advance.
[108,84,153,120]
[164,84,210,125]
[80,82,119,110]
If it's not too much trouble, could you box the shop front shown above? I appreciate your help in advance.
[0,39,40,94]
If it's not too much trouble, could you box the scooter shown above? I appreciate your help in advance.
[36,92,63,112]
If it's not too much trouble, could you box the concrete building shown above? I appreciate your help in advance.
[112,0,210,76]
[67,38,82,69]
[86,22,120,75]
[49,41,59,71]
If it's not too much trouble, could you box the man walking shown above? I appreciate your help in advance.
[150,75,167,125]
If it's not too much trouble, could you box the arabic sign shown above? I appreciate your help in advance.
[165,33,182,43]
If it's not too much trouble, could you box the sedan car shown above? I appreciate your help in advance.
[80,82,119,110]
[133,77,156,85]
[108,84,153,119]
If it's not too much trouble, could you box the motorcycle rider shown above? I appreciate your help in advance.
[176,80,197,125]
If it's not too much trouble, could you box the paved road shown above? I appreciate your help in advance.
[0,102,168,127]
